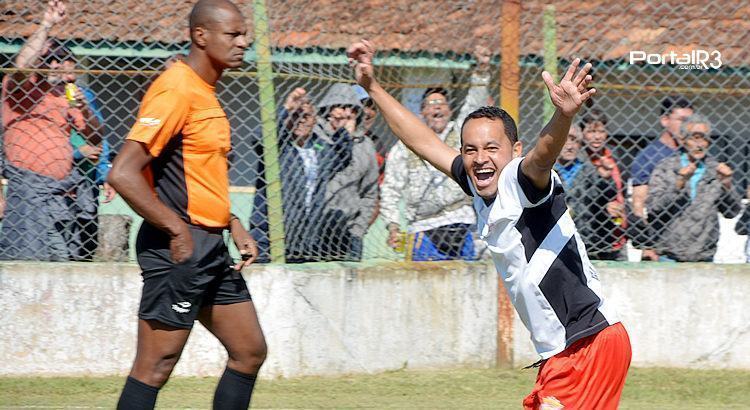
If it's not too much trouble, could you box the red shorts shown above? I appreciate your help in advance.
[523,322,631,410]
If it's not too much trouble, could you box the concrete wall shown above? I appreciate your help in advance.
[1,261,749,378]
[511,263,750,370]
[0,261,497,378]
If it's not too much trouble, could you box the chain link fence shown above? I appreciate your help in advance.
[0,0,748,263]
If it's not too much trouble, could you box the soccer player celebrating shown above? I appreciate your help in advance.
[108,1,265,408]
[347,40,631,409]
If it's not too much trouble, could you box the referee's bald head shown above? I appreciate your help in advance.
[189,0,243,34]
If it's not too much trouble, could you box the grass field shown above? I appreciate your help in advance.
[1,367,748,409]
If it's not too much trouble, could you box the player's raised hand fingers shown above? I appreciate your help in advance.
[580,87,597,103]
[362,39,375,54]
[578,75,593,94]
[541,71,555,93]
[573,62,592,86]
[563,58,580,82]
[346,42,365,62]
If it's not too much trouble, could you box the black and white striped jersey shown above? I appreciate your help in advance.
[452,156,619,359]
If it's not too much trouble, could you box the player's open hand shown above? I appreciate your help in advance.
[542,58,596,118]
[230,218,258,270]
[347,40,377,91]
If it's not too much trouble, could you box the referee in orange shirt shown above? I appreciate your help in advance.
[108,1,265,408]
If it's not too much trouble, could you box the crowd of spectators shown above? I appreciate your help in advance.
[1,2,749,264]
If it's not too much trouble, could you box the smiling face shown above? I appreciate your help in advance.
[421,92,452,134]
[461,117,522,199]
[683,122,710,162]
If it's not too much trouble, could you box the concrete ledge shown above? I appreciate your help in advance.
[1,261,749,377]
[511,263,750,370]
[0,261,497,378]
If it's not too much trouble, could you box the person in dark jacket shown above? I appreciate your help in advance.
[647,114,742,261]
[318,83,379,261]
[735,187,750,263]
[249,88,352,262]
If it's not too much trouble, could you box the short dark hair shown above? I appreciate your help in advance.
[421,87,449,108]
[460,106,518,145]
[580,108,608,127]
[660,96,693,116]
[189,0,242,34]
[41,39,75,68]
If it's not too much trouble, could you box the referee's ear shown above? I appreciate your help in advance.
[192,26,209,48]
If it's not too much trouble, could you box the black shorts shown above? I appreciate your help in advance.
[135,222,251,329]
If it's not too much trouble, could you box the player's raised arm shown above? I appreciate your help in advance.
[347,40,458,176]
[522,58,596,189]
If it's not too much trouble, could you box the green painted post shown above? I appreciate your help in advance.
[253,0,285,262]
[543,4,558,122]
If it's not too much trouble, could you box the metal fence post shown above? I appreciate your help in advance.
[253,0,285,263]
[497,0,522,369]
[543,4,558,123]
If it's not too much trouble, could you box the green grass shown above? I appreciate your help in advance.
[1,367,748,409]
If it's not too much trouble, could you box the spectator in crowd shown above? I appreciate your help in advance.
[58,54,117,261]
[735,187,750,263]
[647,114,742,262]
[249,87,352,262]
[553,124,593,224]
[319,84,380,261]
[577,109,627,260]
[630,96,693,260]
[553,123,585,188]
[380,46,491,261]
[354,85,388,226]
[354,84,387,185]
[0,0,101,261]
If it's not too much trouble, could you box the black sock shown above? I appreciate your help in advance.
[213,367,258,410]
[117,376,160,410]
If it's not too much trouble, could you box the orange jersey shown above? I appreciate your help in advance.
[127,61,231,228]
